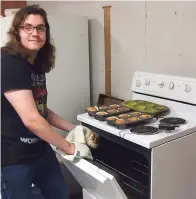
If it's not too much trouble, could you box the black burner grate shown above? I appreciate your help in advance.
[130,126,159,135]
[160,117,186,125]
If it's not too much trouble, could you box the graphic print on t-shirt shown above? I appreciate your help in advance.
[31,73,48,120]
[20,72,48,144]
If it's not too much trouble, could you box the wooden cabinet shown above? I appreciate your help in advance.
[1,1,26,16]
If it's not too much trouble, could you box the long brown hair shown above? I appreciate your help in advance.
[1,4,55,73]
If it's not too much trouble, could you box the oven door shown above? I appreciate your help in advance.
[52,122,151,199]
[57,153,128,199]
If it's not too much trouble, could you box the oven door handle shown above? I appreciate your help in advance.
[51,144,108,182]
[57,153,109,183]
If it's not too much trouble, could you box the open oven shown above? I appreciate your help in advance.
[57,72,196,199]
[58,122,151,199]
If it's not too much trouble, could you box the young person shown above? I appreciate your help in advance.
[1,4,89,199]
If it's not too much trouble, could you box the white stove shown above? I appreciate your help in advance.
[58,72,196,199]
[77,71,196,149]
[77,112,196,149]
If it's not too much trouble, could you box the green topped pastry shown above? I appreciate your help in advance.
[134,104,147,111]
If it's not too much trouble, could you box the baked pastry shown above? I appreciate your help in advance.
[87,106,97,112]
[107,116,118,121]
[127,117,138,122]
[115,119,126,125]
[109,104,119,109]
[96,111,107,116]
[135,104,146,111]
[155,105,167,111]
[139,114,151,119]
[119,114,129,119]
[129,112,141,117]
[99,105,108,111]
[125,101,138,106]
[107,109,118,114]
[118,107,129,112]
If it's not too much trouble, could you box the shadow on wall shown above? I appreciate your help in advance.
[88,18,135,103]
[88,19,105,105]
[111,32,136,101]
[88,19,93,106]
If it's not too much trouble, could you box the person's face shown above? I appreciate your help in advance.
[19,14,46,52]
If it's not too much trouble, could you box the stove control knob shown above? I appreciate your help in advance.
[169,82,174,90]
[136,80,141,87]
[145,79,150,86]
[157,81,164,88]
[185,84,191,92]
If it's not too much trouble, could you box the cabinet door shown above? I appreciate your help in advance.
[0,16,13,47]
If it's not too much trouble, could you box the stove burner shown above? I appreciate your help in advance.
[130,126,159,135]
[160,117,186,125]
[159,123,179,131]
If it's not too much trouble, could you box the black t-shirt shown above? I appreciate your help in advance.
[1,51,49,166]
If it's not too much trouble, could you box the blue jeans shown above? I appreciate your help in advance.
[1,145,70,199]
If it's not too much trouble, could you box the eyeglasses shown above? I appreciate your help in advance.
[20,25,46,34]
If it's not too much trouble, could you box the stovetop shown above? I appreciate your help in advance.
[77,113,196,148]
[77,72,196,148]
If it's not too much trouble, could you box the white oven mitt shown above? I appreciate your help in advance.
[56,141,93,162]
[66,125,99,149]
[56,125,96,162]
[66,125,87,144]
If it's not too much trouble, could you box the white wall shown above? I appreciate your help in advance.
[28,1,196,104]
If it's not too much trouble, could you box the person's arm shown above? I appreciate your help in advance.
[4,89,75,155]
[47,108,75,132]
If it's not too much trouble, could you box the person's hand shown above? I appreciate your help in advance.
[73,141,93,160]
[56,141,93,162]
[63,142,75,155]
